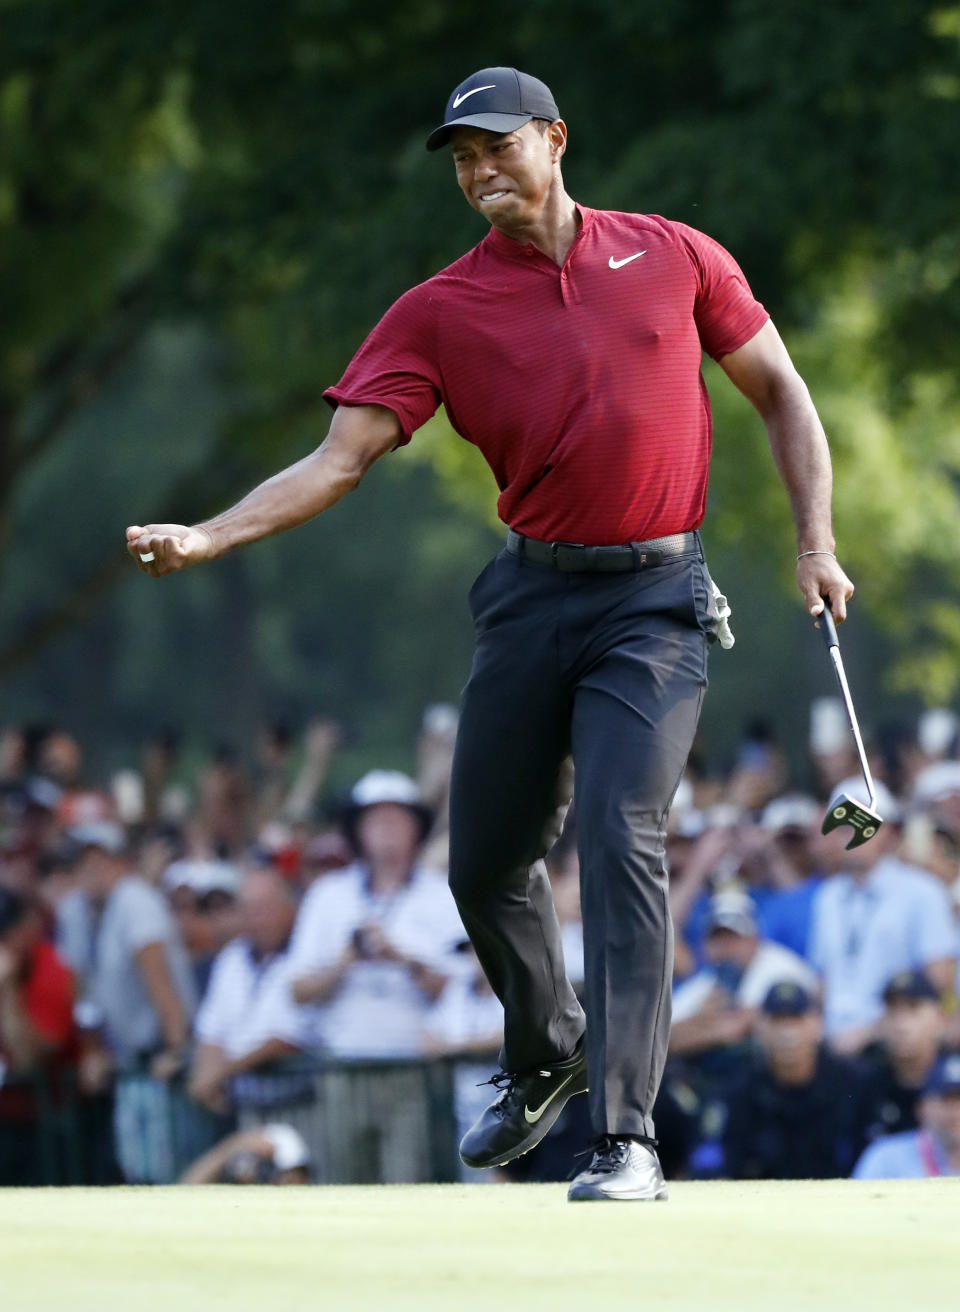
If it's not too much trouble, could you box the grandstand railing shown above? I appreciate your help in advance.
[0,1056,467,1185]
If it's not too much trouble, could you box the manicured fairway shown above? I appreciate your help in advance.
[1,1180,955,1311]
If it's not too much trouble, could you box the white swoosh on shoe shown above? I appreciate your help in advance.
[524,1070,576,1124]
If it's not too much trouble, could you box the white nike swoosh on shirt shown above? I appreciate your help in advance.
[608,251,647,269]
[453,85,497,108]
[524,1070,576,1124]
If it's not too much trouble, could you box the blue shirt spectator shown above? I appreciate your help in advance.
[852,1129,956,1179]
[809,854,955,1048]
[853,1053,960,1178]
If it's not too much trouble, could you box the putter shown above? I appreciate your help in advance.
[815,603,884,849]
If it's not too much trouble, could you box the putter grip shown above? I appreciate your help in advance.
[817,603,839,650]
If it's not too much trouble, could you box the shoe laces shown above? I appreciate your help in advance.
[575,1134,659,1175]
[478,1071,524,1117]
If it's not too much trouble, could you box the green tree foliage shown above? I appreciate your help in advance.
[1,0,959,766]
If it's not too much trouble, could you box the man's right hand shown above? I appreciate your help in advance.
[125,523,217,576]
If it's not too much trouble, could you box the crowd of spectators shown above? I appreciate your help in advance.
[1,698,959,1186]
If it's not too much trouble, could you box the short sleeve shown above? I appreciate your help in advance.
[286,879,344,975]
[194,945,236,1047]
[323,283,443,444]
[671,222,769,361]
[118,881,175,954]
[246,960,313,1051]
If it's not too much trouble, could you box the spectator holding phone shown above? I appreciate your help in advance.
[289,771,465,1058]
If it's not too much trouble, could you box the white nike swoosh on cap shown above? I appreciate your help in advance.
[608,251,647,269]
[452,84,497,109]
[524,1070,576,1124]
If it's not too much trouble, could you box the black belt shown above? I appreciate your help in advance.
[506,528,701,572]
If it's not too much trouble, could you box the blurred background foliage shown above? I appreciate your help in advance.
[1,0,959,778]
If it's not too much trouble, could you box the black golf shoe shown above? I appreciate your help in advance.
[567,1135,668,1202]
[459,1041,588,1169]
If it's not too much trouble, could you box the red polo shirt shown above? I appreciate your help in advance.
[0,939,77,1121]
[324,206,768,544]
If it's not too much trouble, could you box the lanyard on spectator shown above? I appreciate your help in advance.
[843,883,878,960]
[361,865,414,928]
[917,1130,942,1177]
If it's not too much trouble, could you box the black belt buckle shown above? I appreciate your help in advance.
[551,540,585,570]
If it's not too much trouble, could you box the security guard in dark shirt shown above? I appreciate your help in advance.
[722,982,867,1179]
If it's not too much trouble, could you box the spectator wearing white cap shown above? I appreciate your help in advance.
[852,1053,960,1178]
[189,868,311,1114]
[808,777,956,1054]
[288,771,466,1059]
[670,889,818,1056]
[162,859,242,996]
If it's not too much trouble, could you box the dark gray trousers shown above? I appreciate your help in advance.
[448,540,716,1138]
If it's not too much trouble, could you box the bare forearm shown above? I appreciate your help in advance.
[198,444,363,557]
[188,1042,229,1100]
[763,377,836,553]
[407,963,448,1001]
[227,1038,300,1075]
[720,321,854,618]
[180,1136,242,1184]
[293,964,347,1005]
[198,404,402,557]
[668,1014,722,1055]
[127,404,402,576]
[135,943,189,1051]
[180,1129,269,1184]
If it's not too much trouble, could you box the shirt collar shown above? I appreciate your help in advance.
[481,202,595,264]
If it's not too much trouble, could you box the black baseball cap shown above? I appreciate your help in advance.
[923,1053,960,1097]
[761,981,817,1017]
[426,67,560,152]
[883,969,940,1005]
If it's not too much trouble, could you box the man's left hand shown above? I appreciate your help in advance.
[797,554,854,622]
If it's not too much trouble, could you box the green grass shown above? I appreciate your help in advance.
[1,1180,956,1311]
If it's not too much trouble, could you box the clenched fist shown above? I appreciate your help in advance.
[126,523,217,576]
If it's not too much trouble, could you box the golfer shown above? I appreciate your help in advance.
[127,68,854,1201]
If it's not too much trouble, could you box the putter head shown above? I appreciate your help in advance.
[821,793,884,849]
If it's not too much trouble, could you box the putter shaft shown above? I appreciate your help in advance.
[817,606,879,812]
[826,647,878,812]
